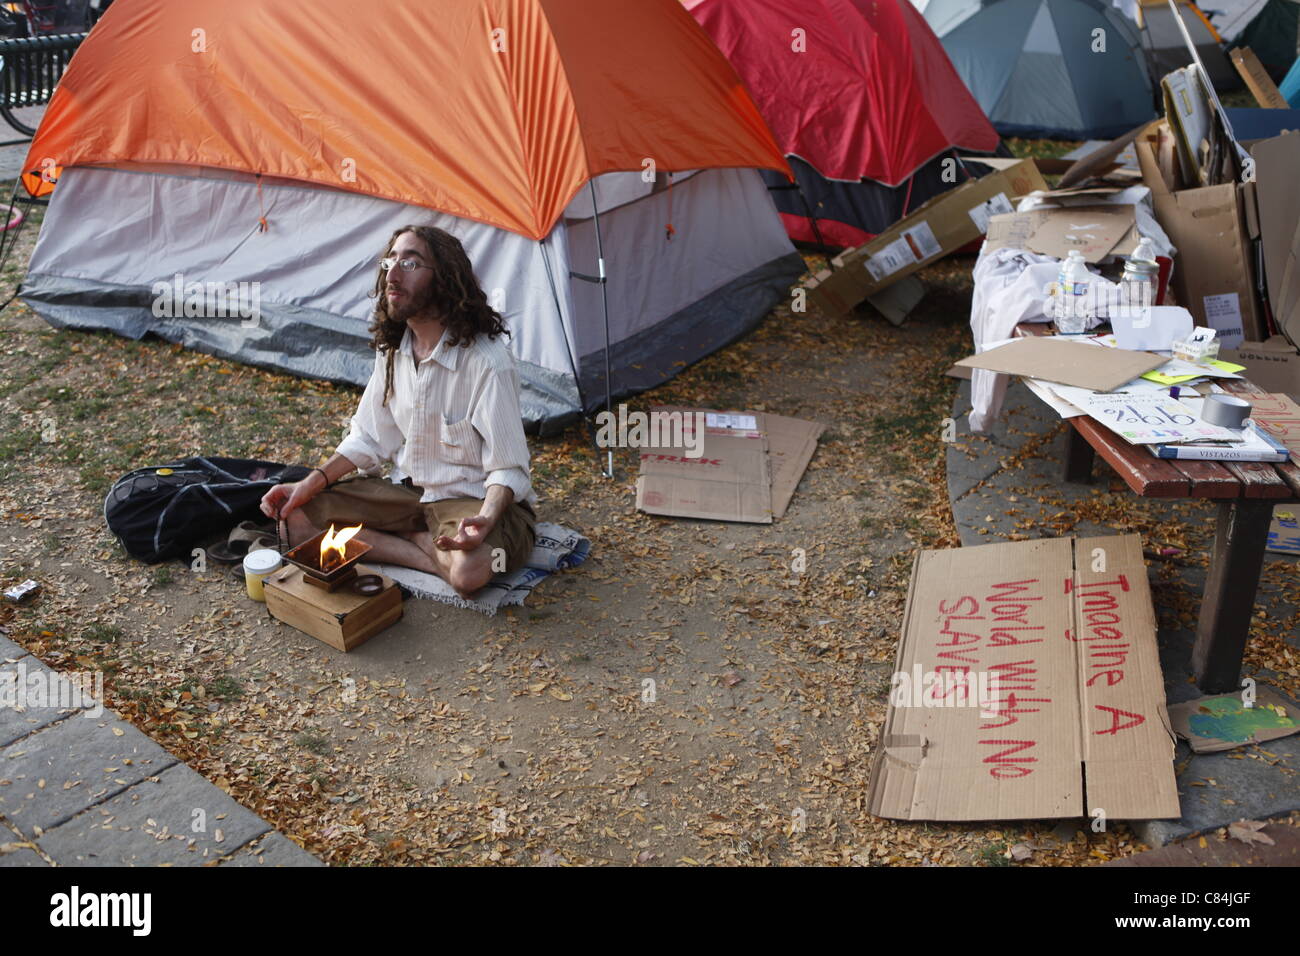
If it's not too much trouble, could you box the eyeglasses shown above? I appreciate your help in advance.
[378,257,432,273]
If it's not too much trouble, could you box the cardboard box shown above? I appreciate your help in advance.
[868,534,1179,821]
[804,158,1048,315]
[264,564,403,652]
[634,408,823,523]
[1136,123,1265,341]
[1220,336,1300,401]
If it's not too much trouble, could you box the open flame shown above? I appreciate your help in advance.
[320,523,363,571]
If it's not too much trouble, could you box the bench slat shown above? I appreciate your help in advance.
[1073,415,1190,496]
[1165,459,1242,498]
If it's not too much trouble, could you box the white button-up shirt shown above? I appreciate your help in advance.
[335,326,535,508]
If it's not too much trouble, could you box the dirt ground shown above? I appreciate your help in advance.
[0,198,1294,866]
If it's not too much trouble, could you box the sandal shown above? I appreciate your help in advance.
[228,520,275,556]
[206,541,243,565]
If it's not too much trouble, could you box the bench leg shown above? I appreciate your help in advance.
[1192,499,1274,693]
[1063,425,1095,483]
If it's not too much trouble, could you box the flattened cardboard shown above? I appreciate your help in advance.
[1058,122,1154,189]
[634,407,823,523]
[954,337,1165,392]
[765,412,825,519]
[804,159,1048,315]
[868,535,1178,821]
[1167,687,1300,752]
[984,205,1136,263]
[636,414,771,524]
[1221,336,1300,401]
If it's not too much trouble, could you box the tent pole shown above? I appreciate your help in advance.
[536,234,603,465]
[792,181,834,270]
[589,180,614,480]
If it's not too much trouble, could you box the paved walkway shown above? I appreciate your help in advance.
[0,632,320,867]
[947,377,1300,846]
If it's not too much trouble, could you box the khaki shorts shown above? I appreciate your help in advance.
[299,477,536,574]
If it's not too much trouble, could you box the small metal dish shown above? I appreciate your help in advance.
[352,574,384,597]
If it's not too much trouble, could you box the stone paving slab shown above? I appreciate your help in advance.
[948,377,1300,845]
[0,633,29,662]
[0,656,82,748]
[0,815,45,867]
[38,762,270,866]
[217,831,324,867]
[0,709,178,837]
[1106,820,1300,865]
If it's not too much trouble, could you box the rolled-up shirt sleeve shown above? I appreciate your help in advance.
[336,351,404,474]
[472,362,533,503]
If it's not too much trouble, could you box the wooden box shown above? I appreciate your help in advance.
[263,563,402,652]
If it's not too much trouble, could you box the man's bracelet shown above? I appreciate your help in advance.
[309,467,330,488]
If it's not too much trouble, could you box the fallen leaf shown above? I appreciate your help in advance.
[1227,820,1275,847]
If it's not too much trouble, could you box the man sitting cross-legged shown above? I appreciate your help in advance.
[260,225,537,598]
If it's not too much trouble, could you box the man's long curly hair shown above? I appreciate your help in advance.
[368,225,509,406]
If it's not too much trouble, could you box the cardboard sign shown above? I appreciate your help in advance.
[1266,506,1300,554]
[634,407,823,523]
[1249,392,1300,456]
[804,158,1049,315]
[984,205,1137,263]
[1167,687,1300,753]
[868,534,1178,821]
[954,337,1166,392]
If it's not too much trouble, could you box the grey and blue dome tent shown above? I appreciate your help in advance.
[1204,0,1300,79]
[922,0,1157,139]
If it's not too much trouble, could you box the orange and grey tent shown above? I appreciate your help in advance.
[19,0,804,431]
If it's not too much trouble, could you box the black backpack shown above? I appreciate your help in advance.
[104,456,311,564]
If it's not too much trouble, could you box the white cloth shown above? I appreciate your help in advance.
[335,325,536,507]
[968,248,1061,432]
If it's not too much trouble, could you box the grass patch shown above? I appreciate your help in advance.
[152,565,174,587]
[294,731,332,756]
[208,674,243,701]
[82,623,125,645]
[976,844,1011,867]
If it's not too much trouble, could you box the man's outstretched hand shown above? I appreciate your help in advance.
[435,514,495,551]
[260,479,317,521]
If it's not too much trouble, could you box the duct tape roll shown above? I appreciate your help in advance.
[1202,394,1252,429]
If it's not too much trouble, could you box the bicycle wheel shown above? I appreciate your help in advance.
[0,103,35,136]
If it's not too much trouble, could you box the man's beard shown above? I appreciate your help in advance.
[388,285,436,324]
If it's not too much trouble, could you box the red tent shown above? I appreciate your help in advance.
[686,0,1001,247]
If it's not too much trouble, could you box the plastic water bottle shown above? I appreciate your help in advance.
[1119,237,1158,317]
[1056,250,1091,334]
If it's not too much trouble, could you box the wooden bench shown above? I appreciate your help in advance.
[1016,325,1299,693]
